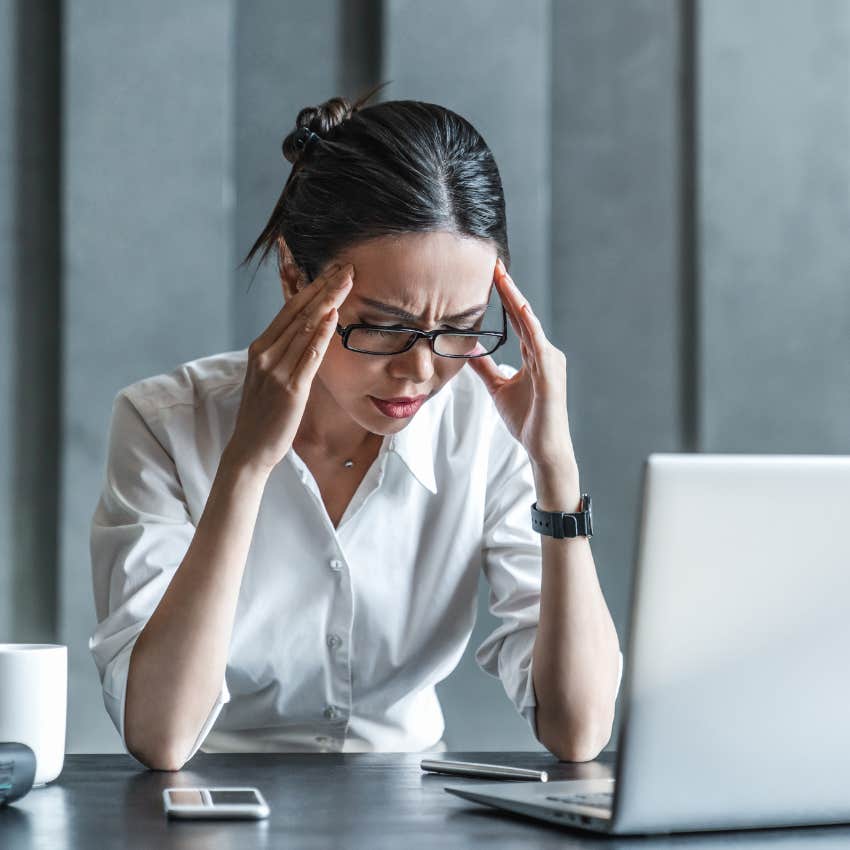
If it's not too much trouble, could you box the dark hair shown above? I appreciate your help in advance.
[243,83,510,284]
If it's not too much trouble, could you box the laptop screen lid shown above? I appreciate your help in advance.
[612,454,850,834]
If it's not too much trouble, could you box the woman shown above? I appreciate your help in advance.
[89,88,622,771]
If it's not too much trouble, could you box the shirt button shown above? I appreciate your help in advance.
[326,633,342,649]
[323,705,338,720]
[329,559,343,572]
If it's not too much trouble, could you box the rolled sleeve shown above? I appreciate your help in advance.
[475,366,543,738]
[474,365,625,743]
[88,391,229,762]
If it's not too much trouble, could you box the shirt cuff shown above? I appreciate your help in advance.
[101,637,230,766]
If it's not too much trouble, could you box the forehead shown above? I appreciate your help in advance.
[336,231,497,312]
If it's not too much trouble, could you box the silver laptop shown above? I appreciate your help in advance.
[447,454,850,835]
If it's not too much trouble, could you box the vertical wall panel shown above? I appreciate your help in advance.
[551,0,685,746]
[384,0,551,750]
[61,0,235,752]
[0,0,61,644]
[0,0,17,641]
[233,0,345,348]
[699,0,850,452]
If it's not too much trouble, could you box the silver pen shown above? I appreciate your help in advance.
[420,758,548,782]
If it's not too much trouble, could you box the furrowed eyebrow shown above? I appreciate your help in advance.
[356,296,490,324]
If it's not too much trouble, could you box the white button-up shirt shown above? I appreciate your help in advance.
[89,348,621,759]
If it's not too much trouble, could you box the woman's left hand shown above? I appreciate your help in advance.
[467,259,578,478]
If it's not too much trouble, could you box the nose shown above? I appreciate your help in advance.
[388,335,436,384]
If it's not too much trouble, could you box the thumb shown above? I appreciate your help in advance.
[466,352,505,396]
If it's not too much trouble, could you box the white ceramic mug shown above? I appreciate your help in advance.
[0,644,67,785]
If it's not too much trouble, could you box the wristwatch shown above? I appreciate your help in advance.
[530,493,593,539]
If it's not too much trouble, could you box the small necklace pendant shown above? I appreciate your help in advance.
[343,459,354,468]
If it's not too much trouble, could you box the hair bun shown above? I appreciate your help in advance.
[282,96,355,165]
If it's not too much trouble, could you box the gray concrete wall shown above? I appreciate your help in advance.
[234,0,383,348]
[698,0,850,453]
[1,0,17,642]
[2,0,848,754]
[60,0,235,752]
[234,0,342,348]
[551,0,686,749]
[0,0,61,645]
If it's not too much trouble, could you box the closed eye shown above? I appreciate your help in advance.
[362,328,399,337]
[446,317,485,333]
[362,323,415,332]
[360,321,480,332]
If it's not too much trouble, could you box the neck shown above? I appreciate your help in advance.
[293,376,377,460]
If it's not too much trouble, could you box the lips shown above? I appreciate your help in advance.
[376,395,428,404]
[369,395,428,419]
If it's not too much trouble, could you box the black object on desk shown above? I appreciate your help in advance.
[0,742,36,805]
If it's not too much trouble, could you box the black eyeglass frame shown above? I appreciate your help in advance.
[335,304,508,358]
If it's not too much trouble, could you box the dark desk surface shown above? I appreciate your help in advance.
[4,751,850,849]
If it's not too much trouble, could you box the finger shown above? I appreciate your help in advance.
[252,263,352,353]
[264,271,352,367]
[272,282,349,381]
[465,350,506,396]
[493,268,530,346]
[286,308,340,395]
[497,280,526,344]
[494,263,556,385]
[496,266,545,355]
[496,260,549,384]
[518,303,568,399]
[270,263,350,342]
[519,301,547,363]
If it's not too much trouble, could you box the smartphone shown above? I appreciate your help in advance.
[163,787,270,820]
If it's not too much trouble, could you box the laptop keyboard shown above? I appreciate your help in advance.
[546,791,614,810]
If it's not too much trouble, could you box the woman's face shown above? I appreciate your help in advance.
[299,230,499,436]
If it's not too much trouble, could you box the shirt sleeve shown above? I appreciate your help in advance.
[474,369,542,738]
[474,364,624,742]
[88,390,229,764]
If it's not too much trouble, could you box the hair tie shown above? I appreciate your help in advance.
[293,126,321,155]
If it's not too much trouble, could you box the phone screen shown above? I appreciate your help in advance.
[208,790,261,806]
[167,790,204,806]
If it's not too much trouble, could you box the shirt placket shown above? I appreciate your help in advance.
[287,449,389,752]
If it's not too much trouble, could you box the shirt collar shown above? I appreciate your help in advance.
[386,395,439,495]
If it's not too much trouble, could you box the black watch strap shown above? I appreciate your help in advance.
[531,493,593,539]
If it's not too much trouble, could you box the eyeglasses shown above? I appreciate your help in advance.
[335,305,507,358]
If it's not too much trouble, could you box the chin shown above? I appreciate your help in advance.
[366,411,414,434]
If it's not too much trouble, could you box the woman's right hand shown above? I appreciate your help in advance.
[226,263,354,476]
